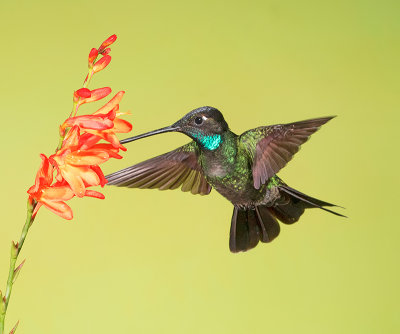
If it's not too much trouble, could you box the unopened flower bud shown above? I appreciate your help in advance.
[98,34,117,54]
[93,56,112,73]
[88,48,99,67]
[73,88,92,104]
[75,88,91,98]
[102,48,111,55]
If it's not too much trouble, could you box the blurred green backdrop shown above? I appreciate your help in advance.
[0,0,399,333]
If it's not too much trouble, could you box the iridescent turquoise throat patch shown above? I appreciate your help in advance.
[193,133,222,150]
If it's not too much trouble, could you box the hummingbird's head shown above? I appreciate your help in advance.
[172,106,229,137]
[120,106,229,150]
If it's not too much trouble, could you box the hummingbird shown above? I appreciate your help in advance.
[106,106,344,253]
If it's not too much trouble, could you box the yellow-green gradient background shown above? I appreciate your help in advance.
[0,0,398,333]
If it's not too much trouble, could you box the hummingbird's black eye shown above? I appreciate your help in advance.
[194,116,203,125]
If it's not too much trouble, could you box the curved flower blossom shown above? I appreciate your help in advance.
[61,108,116,133]
[49,127,111,197]
[27,154,104,220]
[82,115,132,150]
[78,91,132,150]
[26,34,131,220]
[93,55,111,73]
[73,87,112,107]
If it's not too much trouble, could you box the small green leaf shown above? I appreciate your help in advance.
[12,260,26,284]
[9,320,19,334]
[10,241,18,259]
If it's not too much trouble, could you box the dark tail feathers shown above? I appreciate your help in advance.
[229,185,345,253]
[229,206,280,253]
[277,185,346,221]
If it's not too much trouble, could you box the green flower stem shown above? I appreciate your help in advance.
[0,199,35,334]
[83,68,94,89]
[70,64,95,118]
[70,66,94,118]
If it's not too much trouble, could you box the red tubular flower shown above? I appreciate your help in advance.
[27,155,79,220]
[80,119,132,150]
[94,91,124,114]
[80,87,111,104]
[93,115,132,150]
[29,177,105,220]
[50,127,111,197]
[98,34,117,54]
[85,87,112,103]
[86,143,123,159]
[73,91,132,150]
[77,87,111,105]
[82,114,132,150]
[84,91,132,149]
[30,182,74,220]
[28,154,53,194]
[93,55,111,73]
[61,108,116,132]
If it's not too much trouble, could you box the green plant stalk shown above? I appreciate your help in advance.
[70,66,95,118]
[0,199,35,334]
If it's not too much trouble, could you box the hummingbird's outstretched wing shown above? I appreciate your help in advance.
[105,142,212,195]
[239,116,335,189]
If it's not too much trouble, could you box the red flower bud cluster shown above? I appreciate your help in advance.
[88,34,117,71]
[27,35,132,220]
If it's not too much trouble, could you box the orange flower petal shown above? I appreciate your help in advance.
[90,165,107,186]
[102,132,122,149]
[77,87,112,106]
[42,185,75,201]
[94,91,125,115]
[37,154,53,185]
[42,200,73,220]
[66,149,109,165]
[78,133,101,150]
[93,56,111,73]
[90,143,122,159]
[85,189,105,199]
[61,165,87,197]
[88,48,98,65]
[113,118,133,133]
[62,114,114,131]
[28,154,53,193]
[86,87,112,103]
[62,126,80,149]
[78,167,100,187]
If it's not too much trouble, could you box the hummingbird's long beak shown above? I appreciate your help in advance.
[119,125,180,144]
